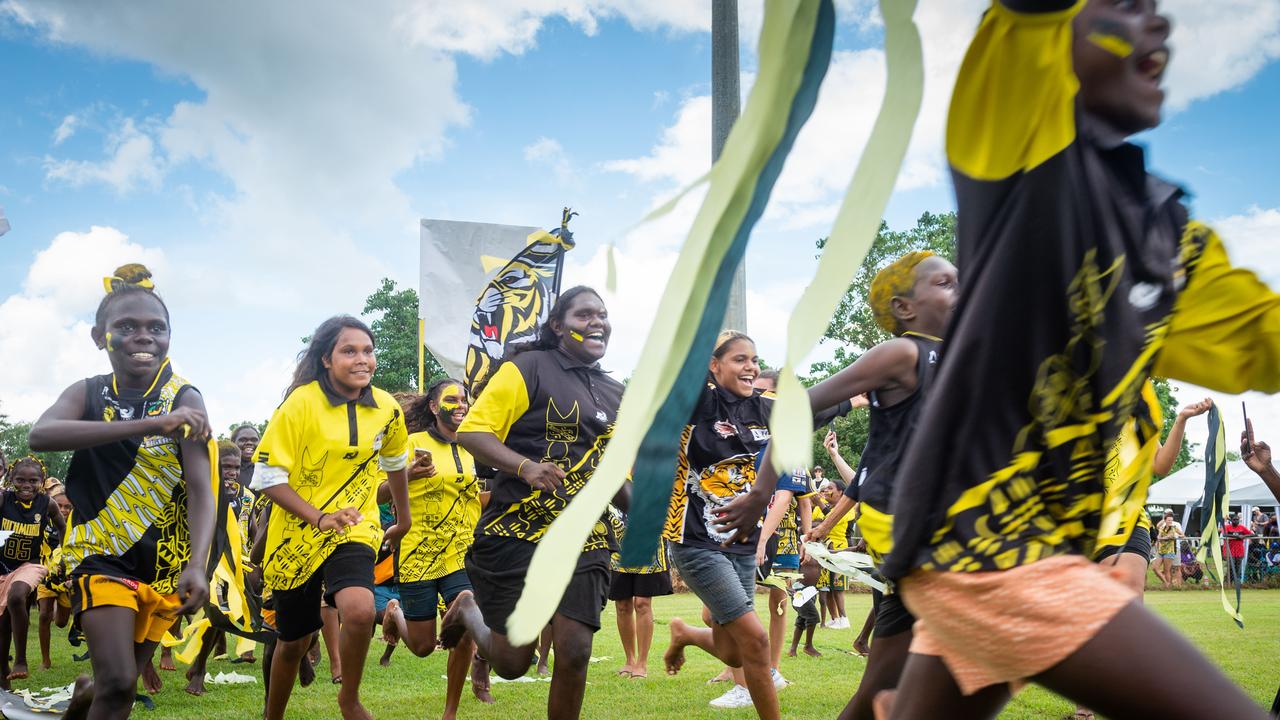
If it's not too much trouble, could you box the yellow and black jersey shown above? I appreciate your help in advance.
[0,492,53,573]
[608,506,668,574]
[253,380,409,591]
[847,334,939,560]
[395,428,481,583]
[773,469,817,557]
[459,348,624,551]
[63,365,197,594]
[884,0,1280,579]
[663,383,775,556]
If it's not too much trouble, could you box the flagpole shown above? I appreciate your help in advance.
[418,318,426,393]
[713,0,747,333]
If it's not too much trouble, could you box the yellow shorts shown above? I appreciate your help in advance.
[71,575,182,644]
[36,585,71,608]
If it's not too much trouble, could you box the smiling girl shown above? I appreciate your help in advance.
[29,264,215,719]
[250,315,412,720]
[441,286,626,720]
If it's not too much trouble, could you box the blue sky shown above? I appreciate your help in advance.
[2,0,1279,451]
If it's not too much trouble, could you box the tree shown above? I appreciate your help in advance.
[0,413,71,480]
[361,278,446,394]
[1151,377,1196,474]
[804,212,958,478]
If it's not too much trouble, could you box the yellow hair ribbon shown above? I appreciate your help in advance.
[101,274,155,294]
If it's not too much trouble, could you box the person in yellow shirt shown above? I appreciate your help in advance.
[380,378,487,720]
[250,315,411,720]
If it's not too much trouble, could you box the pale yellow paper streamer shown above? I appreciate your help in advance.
[505,2,826,645]
[802,542,886,592]
[769,0,925,475]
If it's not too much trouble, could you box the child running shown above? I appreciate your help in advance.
[441,286,626,720]
[37,486,74,671]
[250,315,413,720]
[875,2,1280,718]
[28,264,215,718]
[379,378,488,720]
[0,456,65,684]
[723,252,957,720]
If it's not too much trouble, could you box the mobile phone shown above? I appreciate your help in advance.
[415,448,432,460]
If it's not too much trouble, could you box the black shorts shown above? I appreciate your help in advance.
[1095,525,1153,562]
[871,588,914,638]
[272,543,375,642]
[608,570,673,601]
[754,534,780,585]
[794,595,820,629]
[465,536,610,636]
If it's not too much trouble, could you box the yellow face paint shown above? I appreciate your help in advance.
[569,330,585,343]
[1087,31,1134,58]
[438,384,464,411]
[104,332,115,351]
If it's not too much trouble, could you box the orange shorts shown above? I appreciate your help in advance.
[899,554,1136,695]
[71,575,182,644]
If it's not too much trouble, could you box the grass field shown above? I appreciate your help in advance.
[13,589,1278,719]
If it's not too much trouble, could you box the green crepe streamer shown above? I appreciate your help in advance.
[504,1,835,646]
[1196,406,1244,627]
[769,0,924,475]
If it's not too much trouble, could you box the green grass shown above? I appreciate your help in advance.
[14,588,1279,719]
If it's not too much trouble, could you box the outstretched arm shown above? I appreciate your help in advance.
[1153,398,1213,476]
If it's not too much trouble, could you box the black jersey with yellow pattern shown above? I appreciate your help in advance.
[883,0,1280,579]
[459,348,624,551]
[608,506,668,574]
[0,492,52,573]
[63,364,196,594]
[663,383,776,556]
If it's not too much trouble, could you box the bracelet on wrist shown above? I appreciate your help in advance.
[517,458,530,478]
[315,512,329,529]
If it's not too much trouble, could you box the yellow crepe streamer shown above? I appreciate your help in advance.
[506,1,852,645]
[768,0,925,476]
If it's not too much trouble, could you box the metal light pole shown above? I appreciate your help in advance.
[712,0,747,333]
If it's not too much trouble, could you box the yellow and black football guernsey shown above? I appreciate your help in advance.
[884,0,1280,579]
[254,379,408,591]
[608,506,668,574]
[395,427,480,583]
[0,491,53,573]
[459,348,624,551]
[848,334,939,561]
[63,365,197,595]
[773,468,817,557]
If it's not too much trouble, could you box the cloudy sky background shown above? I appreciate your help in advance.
[2,0,1279,454]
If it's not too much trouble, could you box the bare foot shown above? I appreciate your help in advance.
[663,618,689,676]
[159,650,176,672]
[381,599,401,644]
[63,675,94,720]
[307,634,322,667]
[803,646,822,658]
[184,666,206,696]
[299,653,316,688]
[852,637,871,657]
[439,590,472,649]
[337,693,374,720]
[471,656,494,704]
[379,642,395,667]
[872,689,897,720]
[706,665,734,684]
[8,660,29,680]
[142,660,163,694]
[628,666,648,679]
[40,659,52,670]
[786,648,798,658]
[536,659,550,676]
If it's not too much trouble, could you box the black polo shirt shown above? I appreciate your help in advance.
[459,348,624,552]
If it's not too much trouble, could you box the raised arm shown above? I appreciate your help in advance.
[1153,398,1213,476]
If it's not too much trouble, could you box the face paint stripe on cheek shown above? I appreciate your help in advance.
[1087,18,1135,58]
[569,330,585,343]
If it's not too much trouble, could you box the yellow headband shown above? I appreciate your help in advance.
[868,251,935,335]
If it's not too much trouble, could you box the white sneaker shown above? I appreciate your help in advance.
[771,668,788,690]
[709,685,754,709]
[836,616,850,629]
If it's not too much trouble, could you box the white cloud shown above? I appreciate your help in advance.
[43,118,162,193]
[0,227,166,420]
[1214,206,1280,288]
[1163,0,1280,110]
[523,136,573,182]
[51,114,77,145]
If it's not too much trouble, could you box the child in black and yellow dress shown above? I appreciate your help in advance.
[37,486,74,671]
[250,315,412,720]
[29,264,215,718]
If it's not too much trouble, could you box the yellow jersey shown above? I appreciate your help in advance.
[395,429,480,583]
